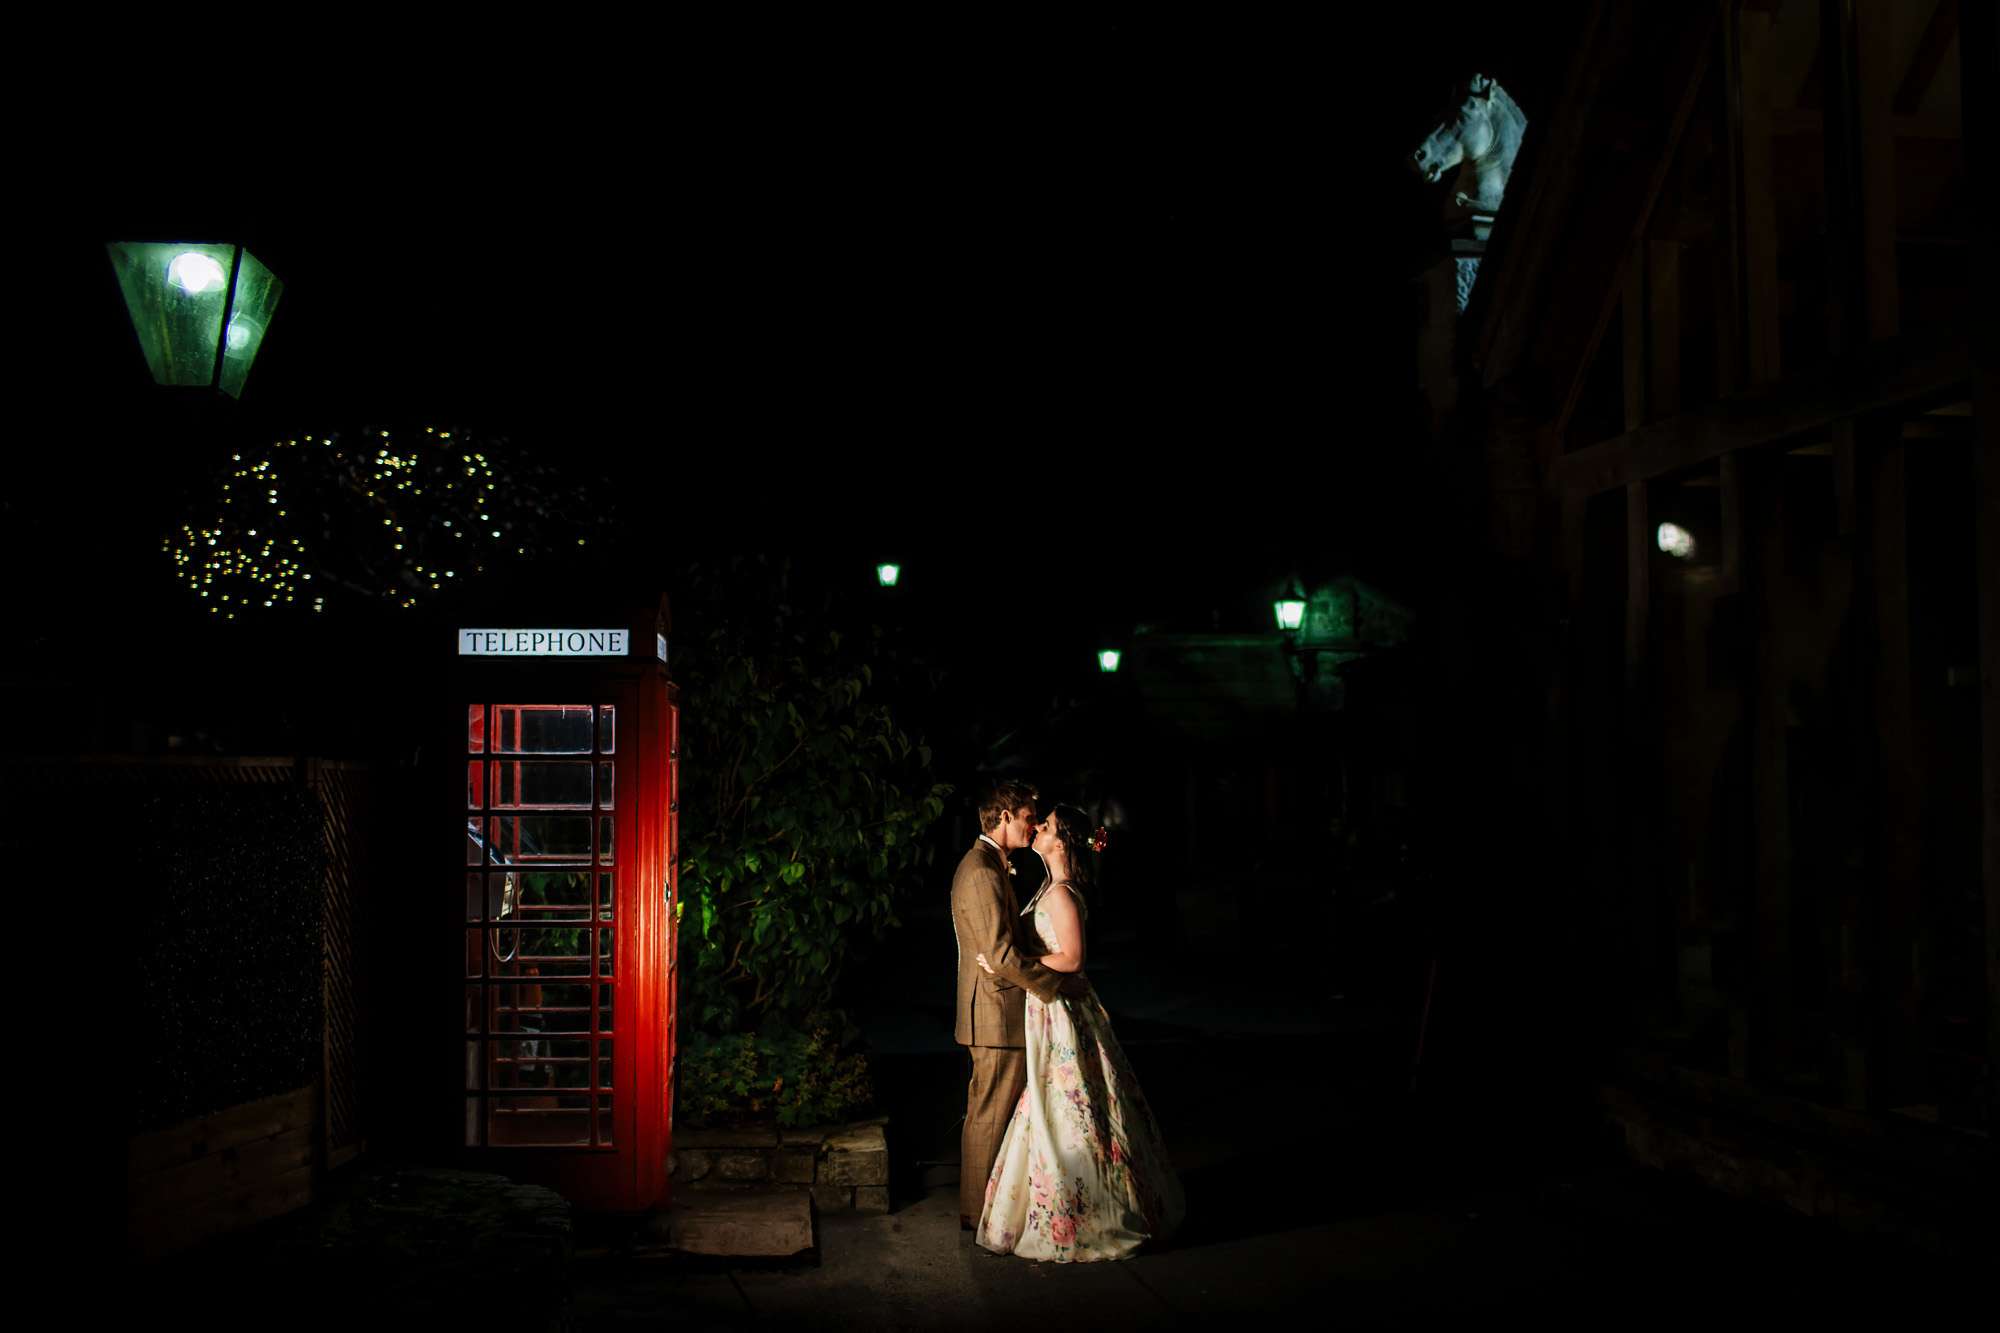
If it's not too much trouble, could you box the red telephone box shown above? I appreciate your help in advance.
[456,597,679,1212]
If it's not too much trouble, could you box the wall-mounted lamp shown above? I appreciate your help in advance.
[107,241,282,398]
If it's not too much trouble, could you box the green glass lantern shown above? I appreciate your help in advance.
[1097,649,1122,673]
[876,562,902,588]
[107,242,282,398]
[1273,598,1306,632]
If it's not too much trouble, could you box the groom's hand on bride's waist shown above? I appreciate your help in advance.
[1057,972,1091,999]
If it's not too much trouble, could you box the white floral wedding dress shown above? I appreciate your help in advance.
[975,882,1185,1261]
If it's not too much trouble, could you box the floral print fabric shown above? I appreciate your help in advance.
[975,897,1185,1261]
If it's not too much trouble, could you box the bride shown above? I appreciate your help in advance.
[972,803,1185,1261]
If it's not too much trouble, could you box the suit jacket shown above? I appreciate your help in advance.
[951,839,1064,1047]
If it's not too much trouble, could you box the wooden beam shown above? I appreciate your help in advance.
[1626,481,1650,692]
[1551,327,1973,496]
[1467,0,1615,380]
[1716,8,1749,399]
[1768,107,1970,138]
[1825,0,1865,354]
[1623,246,1647,430]
[1649,239,1684,419]
[1894,0,1960,115]
[1859,0,1901,342]
[1961,0,2000,1119]
[1744,451,1794,1080]
[1562,488,1588,609]
[1738,3,1783,385]
[1821,0,1901,352]
[1834,416,1860,537]
[1978,364,2000,1117]
[1554,13,1721,436]
[1719,450,1744,593]
[1471,2,1720,434]
[1861,432,1921,1113]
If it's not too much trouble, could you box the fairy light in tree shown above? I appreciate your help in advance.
[165,425,614,619]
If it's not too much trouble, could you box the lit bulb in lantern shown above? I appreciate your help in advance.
[167,252,227,294]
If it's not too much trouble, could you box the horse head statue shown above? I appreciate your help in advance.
[1409,74,1528,220]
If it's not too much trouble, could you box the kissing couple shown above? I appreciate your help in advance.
[950,780,1185,1261]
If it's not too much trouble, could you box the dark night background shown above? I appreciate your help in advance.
[17,9,1563,664]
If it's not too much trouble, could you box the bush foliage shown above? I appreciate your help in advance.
[677,1024,875,1129]
[671,559,948,1122]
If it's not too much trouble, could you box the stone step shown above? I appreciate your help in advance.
[672,1120,889,1212]
[641,1188,814,1258]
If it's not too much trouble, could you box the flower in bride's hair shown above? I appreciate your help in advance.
[1091,827,1109,853]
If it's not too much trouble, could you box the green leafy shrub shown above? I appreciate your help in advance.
[678,1023,875,1128]
[675,562,948,1032]
[670,558,949,1124]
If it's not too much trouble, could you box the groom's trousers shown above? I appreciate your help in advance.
[962,1045,1027,1222]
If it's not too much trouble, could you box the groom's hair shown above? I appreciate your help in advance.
[976,780,1040,832]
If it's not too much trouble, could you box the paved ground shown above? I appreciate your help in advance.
[559,920,1975,1327]
[143,915,1980,1328]
[571,1129,1974,1329]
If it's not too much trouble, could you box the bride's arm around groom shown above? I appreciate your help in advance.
[951,849,1065,1023]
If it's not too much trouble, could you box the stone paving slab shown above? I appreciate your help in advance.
[645,1188,814,1258]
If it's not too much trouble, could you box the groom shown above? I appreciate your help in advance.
[951,780,1085,1229]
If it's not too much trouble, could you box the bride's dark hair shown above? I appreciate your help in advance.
[1042,803,1101,892]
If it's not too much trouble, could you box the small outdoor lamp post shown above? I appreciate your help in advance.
[107,241,283,398]
[1273,597,1307,633]
[876,562,902,588]
[1097,649,1122,674]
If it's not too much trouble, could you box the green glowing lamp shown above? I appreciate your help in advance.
[876,563,901,587]
[107,241,283,398]
[1274,598,1307,632]
[1098,649,1122,673]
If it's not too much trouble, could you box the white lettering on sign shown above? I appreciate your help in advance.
[457,628,630,657]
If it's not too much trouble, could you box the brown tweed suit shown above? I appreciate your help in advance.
[950,838,1064,1222]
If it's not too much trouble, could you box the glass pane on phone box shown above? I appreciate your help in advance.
[598,928,615,973]
[492,761,593,809]
[490,982,594,1034]
[467,761,483,809]
[496,705,593,754]
[489,1036,573,1087]
[487,1093,593,1147]
[466,1040,483,1091]
[598,816,615,864]
[465,986,484,1034]
[599,872,614,921]
[501,871,591,921]
[489,815,593,862]
[598,705,614,753]
[596,1097,615,1146]
[516,927,592,976]
[468,704,486,753]
[465,929,484,979]
[467,874,485,923]
[466,818,487,866]
[598,761,614,809]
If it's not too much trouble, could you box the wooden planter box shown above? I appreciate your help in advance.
[128,1084,318,1262]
